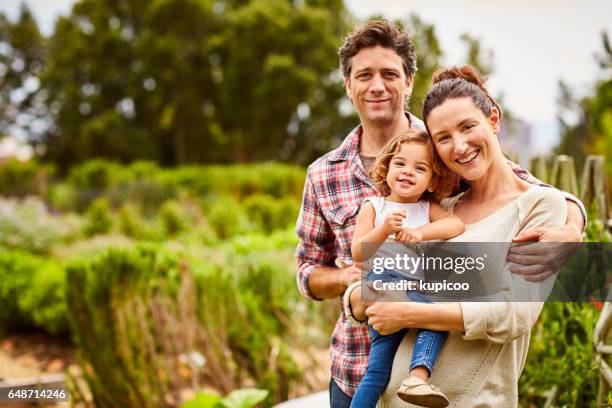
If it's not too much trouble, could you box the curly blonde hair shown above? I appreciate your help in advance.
[369,129,457,202]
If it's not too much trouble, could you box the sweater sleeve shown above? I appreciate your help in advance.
[460,187,567,343]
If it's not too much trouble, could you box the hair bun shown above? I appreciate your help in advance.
[432,65,485,88]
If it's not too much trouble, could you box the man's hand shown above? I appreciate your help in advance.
[510,226,582,282]
[395,227,423,244]
[340,262,363,287]
[382,210,405,236]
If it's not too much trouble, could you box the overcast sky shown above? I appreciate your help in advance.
[2,0,611,152]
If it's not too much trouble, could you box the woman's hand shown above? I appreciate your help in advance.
[365,302,415,335]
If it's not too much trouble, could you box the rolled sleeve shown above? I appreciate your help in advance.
[460,302,542,343]
[295,172,335,301]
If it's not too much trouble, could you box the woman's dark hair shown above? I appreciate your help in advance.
[422,65,501,128]
[339,19,417,79]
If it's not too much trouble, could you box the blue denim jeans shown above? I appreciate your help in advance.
[330,378,352,408]
[350,270,448,408]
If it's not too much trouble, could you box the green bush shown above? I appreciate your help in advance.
[243,194,299,233]
[205,195,250,239]
[66,246,184,407]
[159,200,189,236]
[181,389,269,408]
[68,159,125,210]
[84,197,114,236]
[47,182,78,212]
[119,204,144,238]
[0,250,68,334]
[0,158,53,197]
[519,302,601,407]
[0,197,70,253]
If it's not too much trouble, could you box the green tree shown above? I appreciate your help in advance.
[0,5,47,142]
[40,0,353,168]
[557,31,612,182]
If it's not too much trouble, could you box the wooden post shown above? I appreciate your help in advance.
[530,156,548,184]
[580,155,610,226]
[550,155,579,197]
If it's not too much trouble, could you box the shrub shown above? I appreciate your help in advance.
[68,159,125,210]
[119,204,144,238]
[243,195,299,233]
[47,182,78,212]
[0,197,67,253]
[0,158,53,197]
[159,200,189,236]
[65,245,208,407]
[83,197,113,236]
[0,250,68,334]
[519,302,601,407]
[205,195,250,239]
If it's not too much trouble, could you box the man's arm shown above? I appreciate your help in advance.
[296,173,360,300]
[307,264,361,299]
[508,160,587,234]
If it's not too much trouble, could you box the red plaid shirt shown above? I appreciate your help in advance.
[295,114,586,396]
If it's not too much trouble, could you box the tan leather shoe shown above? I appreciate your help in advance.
[396,376,449,408]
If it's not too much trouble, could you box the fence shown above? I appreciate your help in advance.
[534,154,611,405]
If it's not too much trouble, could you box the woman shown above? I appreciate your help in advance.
[346,65,568,407]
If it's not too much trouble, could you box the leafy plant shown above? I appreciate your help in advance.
[181,389,268,408]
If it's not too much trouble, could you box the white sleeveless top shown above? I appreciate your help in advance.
[363,196,430,229]
[362,197,430,280]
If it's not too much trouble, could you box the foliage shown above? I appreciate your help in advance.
[0,197,81,253]
[0,250,68,334]
[0,158,52,197]
[159,199,189,236]
[64,243,319,406]
[83,197,113,236]
[205,195,250,239]
[182,389,269,408]
[32,0,352,167]
[243,194,298,233]
[557,31,612,186]
[0,5,48,141]
[519,302,601,407]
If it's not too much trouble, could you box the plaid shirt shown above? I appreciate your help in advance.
[295,114,586,396]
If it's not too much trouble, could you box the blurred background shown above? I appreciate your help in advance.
[0,0,610,407]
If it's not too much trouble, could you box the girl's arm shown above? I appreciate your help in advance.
[351,202,403,262]
[416,202,465,241]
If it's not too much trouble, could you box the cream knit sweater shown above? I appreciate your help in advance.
[373,186,567,408]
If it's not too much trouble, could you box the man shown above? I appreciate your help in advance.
[295,20,585,408]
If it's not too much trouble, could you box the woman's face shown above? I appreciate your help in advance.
[426,97,501,181]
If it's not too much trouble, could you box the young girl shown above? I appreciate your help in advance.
[349,130,464,408]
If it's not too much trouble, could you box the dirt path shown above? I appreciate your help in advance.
[0,333,75,408]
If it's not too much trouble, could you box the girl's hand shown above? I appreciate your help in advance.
[382,210,405,236]
[395,227,423,244]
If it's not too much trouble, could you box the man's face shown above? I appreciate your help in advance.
[344,45,413,127]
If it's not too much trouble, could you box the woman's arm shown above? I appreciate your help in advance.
[365,302,465,335]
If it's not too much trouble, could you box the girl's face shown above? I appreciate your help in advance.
[426,97,501,181]
[386,142,434,202]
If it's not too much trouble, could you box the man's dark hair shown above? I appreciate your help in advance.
[338,19,417,78]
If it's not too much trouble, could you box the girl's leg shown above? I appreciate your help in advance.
[405,289,448,377]
[350,326,407,408]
